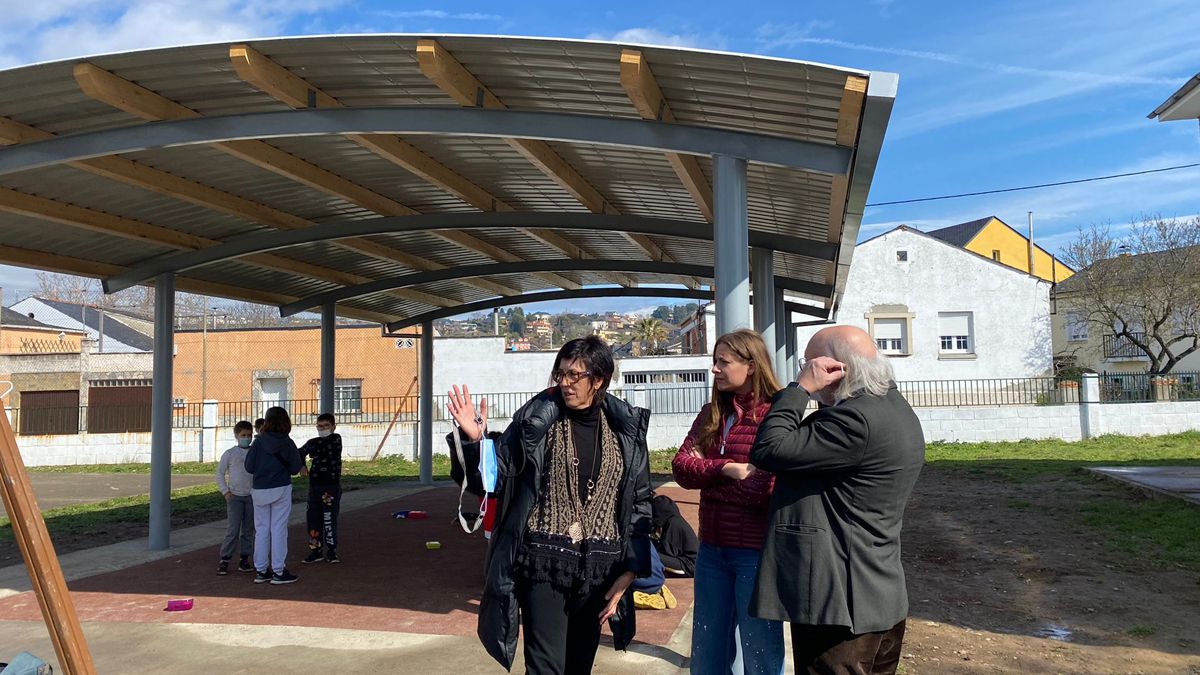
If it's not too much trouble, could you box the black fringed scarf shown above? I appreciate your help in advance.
[516,408,625,595]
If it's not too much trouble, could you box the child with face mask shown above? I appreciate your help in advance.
[300,413,343,564]
[215,420,256,576]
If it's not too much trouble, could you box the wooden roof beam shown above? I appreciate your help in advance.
[72,62,526,297]
[824,75,867,288]
[619,50,715,223]
[0,188,454,309]
[0,243,394,323]
[228,44,592,292]
[415,39,700,289]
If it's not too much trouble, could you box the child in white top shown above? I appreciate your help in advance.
[215,420,255,575]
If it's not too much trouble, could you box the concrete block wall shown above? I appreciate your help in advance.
[1092,401,1200,438]
[914,404,1082,443]
[9,402,1200,467]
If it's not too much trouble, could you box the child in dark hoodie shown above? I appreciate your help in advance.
[244,406,304,585]
[300,413,343,564]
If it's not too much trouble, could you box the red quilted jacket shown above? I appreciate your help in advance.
[671,391,775,550]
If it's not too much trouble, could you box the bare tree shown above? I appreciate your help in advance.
[1060,215,1200,374]
[31,272,281,327]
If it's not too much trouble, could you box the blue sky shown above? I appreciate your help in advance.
[1,0,1198,314]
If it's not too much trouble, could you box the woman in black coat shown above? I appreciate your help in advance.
[447,336,653,673]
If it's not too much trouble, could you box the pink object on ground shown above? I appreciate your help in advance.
[165,598,193,612]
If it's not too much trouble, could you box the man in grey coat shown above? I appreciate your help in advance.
[749,325,924,674]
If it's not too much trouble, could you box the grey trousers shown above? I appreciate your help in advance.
[220,493,254,560]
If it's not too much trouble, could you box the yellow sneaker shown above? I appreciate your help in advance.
[633,590,667,610]
[660,584,677,609]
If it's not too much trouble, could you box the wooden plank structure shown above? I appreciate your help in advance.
[0,384,97,674]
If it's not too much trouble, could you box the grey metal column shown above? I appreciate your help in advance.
[714,154,750,335]
[320,301,336,415]
[774,290,789,383]
[148,273,175,551]
[751,247,776,361]
[786,315,798,381]
[418,320,434,485]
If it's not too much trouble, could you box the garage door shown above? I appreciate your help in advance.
[18,390,80,436]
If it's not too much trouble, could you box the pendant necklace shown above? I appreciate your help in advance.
[567,414,603,544]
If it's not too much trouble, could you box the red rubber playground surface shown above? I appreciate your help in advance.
[0,485,698,649]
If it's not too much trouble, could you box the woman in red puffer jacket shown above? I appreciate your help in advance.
[672,329,784,675]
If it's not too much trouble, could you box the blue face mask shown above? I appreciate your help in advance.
[237,437,252,448]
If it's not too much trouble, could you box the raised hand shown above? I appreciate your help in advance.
[797,356,847,395]
[446,384,488,442]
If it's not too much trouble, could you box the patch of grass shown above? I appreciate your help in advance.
[923,432,1200,573]
[925,432,1200,481]
[650,448,676,476]
[28,460,219,475]
[1126,625,1157,638]
[3,455,454,551]
[1078,495,1200,570]
[0,483,226,543]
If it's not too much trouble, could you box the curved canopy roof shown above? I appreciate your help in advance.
[0,34,896,328]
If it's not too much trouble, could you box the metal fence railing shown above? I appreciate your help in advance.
[11,374,1200,436]
[897,377,1075,408]
[1099,371,1200,404]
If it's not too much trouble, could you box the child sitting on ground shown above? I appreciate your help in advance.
[215,420,255,576]
[300,413,343,564]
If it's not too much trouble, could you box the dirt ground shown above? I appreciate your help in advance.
[900,467,1200,674]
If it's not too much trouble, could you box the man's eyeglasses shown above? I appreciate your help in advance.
[552,369,593,385]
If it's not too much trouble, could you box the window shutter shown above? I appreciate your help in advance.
[874,319,904,340]
[938,312,971,336]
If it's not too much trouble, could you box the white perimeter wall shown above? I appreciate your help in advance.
[12,400,1200,466]
[432,336,712,396]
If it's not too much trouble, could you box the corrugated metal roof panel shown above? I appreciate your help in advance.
[0,35,891,323]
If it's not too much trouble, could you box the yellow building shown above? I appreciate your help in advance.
[926,216,1073,283]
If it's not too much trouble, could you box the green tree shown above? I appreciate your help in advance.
[672,303,698,325]
[508,307,526,335]
[634,317,668,355]
[651,305,673,322]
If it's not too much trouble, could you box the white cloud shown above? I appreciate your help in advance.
[0,0,345,69]
[756,34,1178,87]
[372,10,503,21]
[0,264,49,300]
[585,28,725,50]
[757,3,1200,138]
[868,153,1200,257]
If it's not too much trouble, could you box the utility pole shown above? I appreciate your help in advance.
[201,297,208,405]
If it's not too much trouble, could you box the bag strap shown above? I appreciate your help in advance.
[450,425,487,534]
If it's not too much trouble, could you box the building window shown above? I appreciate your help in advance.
[895,250,908,262]
[1066,314,1089,342]
[938,312,974,354]
[622,371,707,386]
[872,318,907,355]
[172,397,186,409]
[334,379,362,413]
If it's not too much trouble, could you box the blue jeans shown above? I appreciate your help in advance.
[632,545,666,594]
[690,543,784,675]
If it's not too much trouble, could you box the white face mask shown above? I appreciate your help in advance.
[237,437,251,448]
[318,429,333,438]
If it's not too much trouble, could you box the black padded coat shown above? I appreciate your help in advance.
[462,389,653,671]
